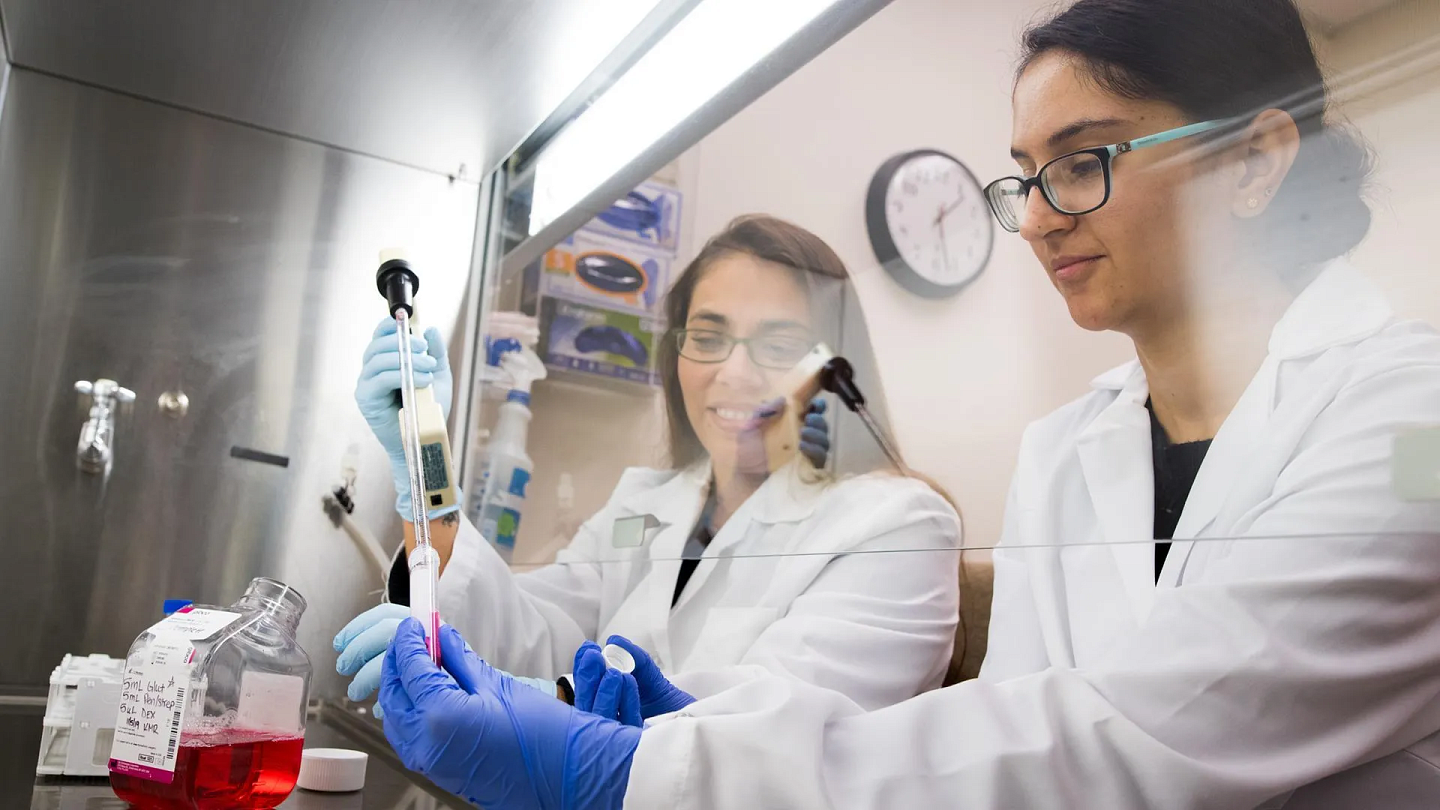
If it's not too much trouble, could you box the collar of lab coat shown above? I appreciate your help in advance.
[1086,259,1392,393]
[1076,259,1393,618]
[614,456,825,530]
[607,457,826,642]
[746,459,828,526]
[616,461,713,531]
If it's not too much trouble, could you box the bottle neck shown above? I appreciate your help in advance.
[235,577,306,635]
[491,399,532,452]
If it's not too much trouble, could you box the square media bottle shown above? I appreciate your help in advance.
[108,577,312,809]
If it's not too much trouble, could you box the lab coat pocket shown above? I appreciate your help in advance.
[681,607,782,671]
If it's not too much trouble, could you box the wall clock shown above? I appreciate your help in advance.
[865,149,993,298]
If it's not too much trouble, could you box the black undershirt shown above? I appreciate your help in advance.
[388,547,409,605]
[672,497,717,607]
[672,536,707,607]
[1147,400,1212,582]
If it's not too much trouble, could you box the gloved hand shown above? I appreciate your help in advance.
[335,604,408,716]
[579,635,695,721]
[355,316,457,521]
[335,604,555,718]
[571,641,642,727]
[734,396,831,475]
[799,397,831,468]
[381,619,640,810]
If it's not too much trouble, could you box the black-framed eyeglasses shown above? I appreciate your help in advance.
[983,119,1230,233]
[672,328,815,370]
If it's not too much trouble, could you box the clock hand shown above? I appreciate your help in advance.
[938,214,949,266]
[937,196,965,222]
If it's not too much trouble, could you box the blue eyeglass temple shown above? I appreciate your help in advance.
[991,117,1234,204]
[1107,118,1230,157]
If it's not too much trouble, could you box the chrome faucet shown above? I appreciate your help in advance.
[74,379,135,474]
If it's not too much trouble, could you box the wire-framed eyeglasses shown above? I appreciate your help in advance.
[672,328,816,370]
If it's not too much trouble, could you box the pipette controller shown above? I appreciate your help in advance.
[769,344,910,475]
[818,355,911,475]
[376,249,448,665]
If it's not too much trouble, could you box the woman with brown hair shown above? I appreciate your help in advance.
[338,213,962,718]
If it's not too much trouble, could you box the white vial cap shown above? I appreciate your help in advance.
[602,644,636,674]
[297,747,368,792]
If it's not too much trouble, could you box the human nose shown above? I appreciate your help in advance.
[1017,184,1075,242]
[714,340,766,388]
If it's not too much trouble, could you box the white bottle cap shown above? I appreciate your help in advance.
[297,747,368,792]
[602,644,636,674]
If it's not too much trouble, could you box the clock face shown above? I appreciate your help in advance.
[865,150,993,298]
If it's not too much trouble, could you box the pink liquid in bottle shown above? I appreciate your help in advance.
[110,728,304,809]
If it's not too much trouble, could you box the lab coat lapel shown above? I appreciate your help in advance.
[1159,261,1393,585]
[670,461,819,613]
[614,463,709,667]
[1077,362,1157,624]
[1157,359,1275,585]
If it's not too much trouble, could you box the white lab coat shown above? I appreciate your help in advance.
[624,261,1440,810]
[432,459,962,709]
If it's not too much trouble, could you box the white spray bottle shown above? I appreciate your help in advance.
[478,347,546,562]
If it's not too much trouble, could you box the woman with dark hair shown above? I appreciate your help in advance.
[338,214,962,722]
[371,1,1440,808]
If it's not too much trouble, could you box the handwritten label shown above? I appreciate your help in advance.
[109,659,188,782]
[107,609,239,782]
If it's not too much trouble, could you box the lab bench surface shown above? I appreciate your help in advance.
[2,699,471,809]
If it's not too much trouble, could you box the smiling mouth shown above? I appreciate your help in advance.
[707,405,765,434]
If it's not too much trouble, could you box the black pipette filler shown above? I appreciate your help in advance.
[818,356,911,475]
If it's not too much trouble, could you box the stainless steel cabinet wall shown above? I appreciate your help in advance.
[0,68,479,696]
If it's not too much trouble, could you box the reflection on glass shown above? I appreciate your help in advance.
[372,213,966,724]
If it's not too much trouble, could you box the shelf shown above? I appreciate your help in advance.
[533,367,659,400]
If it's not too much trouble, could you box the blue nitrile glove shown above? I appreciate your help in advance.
[355,316,458,521]
[571,641,642,727]
[800,397,831,468]
[334,604,554,719]
[598,635,695,719]
[380,619,640,810]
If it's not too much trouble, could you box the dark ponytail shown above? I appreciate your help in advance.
[1020,0,1373,266]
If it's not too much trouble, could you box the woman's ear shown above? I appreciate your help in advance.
[1231,108,1301,219]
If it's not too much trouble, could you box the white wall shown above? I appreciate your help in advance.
[684,0,1440,549]
[687,0,1133,548]
[1322,0,1440,322]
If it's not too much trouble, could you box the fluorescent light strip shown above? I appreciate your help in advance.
[530,0,842,234]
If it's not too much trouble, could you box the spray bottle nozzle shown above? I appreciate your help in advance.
[487,337,523,367]
[820,357,866,413]
[499,346,547,397]
[377,255,420,317]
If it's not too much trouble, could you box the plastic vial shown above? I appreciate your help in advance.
[602,644,636,674]
[109,577,313,809]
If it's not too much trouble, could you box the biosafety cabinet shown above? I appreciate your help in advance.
[6,3,1426,802]
[0,0,892,712]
